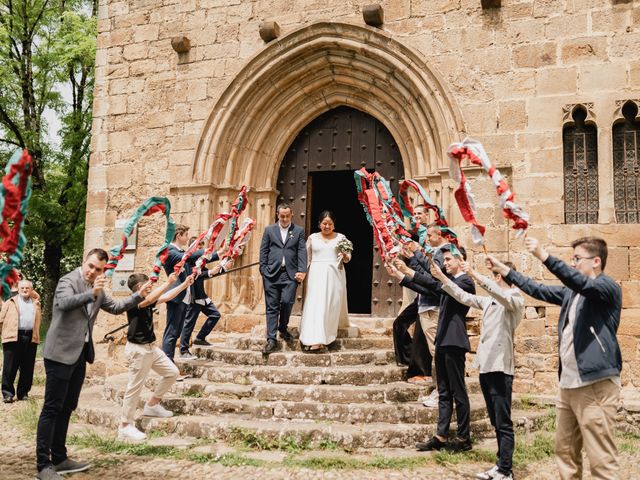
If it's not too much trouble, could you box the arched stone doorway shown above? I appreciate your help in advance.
[178,22,466,315]
[277,106,405,317]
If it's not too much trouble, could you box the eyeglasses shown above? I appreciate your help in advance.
[571,255,595,264]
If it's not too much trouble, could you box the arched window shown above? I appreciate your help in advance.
[613,101,640,223]
[563,106,599,224]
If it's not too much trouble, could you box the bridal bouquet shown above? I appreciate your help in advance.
[336,238,353,269]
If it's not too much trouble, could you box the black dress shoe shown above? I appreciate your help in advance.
[279,330,294,342]
[263,339,278,354]
[416,436,447,451]
[17,393,28,401]
[193,338,211,346]
[3,395,14,403]
[447,437,472,452]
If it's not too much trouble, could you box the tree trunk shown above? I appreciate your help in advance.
[40,241,64,329]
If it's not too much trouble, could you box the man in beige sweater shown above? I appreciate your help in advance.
[1,279,41,403]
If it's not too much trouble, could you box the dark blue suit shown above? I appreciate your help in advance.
[259,223,307,340]
[181,269,221,350]
[161,244,218,360]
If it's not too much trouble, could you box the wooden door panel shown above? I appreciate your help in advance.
[277,107,405,317]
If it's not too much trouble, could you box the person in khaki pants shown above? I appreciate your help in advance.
[391,224,450,405]
[117,270,195,442]
[1,280,41,402]
[489,236,622,480]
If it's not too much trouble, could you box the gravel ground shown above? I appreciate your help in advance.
[1,386,639,480]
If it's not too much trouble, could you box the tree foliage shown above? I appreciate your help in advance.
[0,0,97,323]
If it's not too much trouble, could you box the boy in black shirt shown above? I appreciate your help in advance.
[118,270,194,442]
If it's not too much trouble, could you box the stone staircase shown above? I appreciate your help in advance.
[75,318,552,450]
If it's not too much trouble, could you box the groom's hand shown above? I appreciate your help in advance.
[294,272,306,283]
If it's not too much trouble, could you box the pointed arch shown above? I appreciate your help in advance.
[191,22,466,189]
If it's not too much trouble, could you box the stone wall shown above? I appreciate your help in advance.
[88,0,640,392]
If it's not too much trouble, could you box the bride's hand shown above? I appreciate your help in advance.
[342,252,351,263]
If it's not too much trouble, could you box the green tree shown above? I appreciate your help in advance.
[0,0,97,324]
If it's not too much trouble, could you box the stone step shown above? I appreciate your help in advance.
[165,393,500,425]
[249,325,362,339]
[176,362,430,386]
[191,346,396,367]
[224,335,394,352]
[75,388,551,450]
[110,375,433,404]
[108,391,493,425]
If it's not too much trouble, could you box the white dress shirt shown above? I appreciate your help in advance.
[279,223,289,266]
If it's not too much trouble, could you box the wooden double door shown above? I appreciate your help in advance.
[276,106,405,317]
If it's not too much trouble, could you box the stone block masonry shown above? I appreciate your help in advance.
[87,0,640,394]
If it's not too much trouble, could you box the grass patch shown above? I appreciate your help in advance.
[316,438,340,450]
[433,447,496,466]
[513,432,555,466]
[228,427,311,453]
[227,427,347,453]
[11,398,42,438]
[70,431,265,467]
[32,374,46,386]
[218,453,265,467]
[146,430,166,439]
[284,456,361,470]
[519,394,540,411]
[537,408,557,431]
[285,454,434,471]
[617,431,640,454]
[182,389,203,398]
[68,431,179,458]
[186,452,264,467]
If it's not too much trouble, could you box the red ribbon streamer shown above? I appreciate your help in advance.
[448,138,529,245]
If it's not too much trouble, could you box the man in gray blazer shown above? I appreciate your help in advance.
[35,249,148,480]
[259,203,307,354]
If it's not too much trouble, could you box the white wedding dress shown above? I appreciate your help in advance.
[299,233,350,346]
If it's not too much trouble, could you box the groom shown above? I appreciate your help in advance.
[259,203,307,354]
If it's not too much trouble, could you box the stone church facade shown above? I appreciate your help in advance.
[87,0,640,392]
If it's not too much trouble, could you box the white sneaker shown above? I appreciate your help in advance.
[475,466,499,480]
[179,352,197,360]
[493,473,513,480]
[118,424,147,442]
[143,402,173,418]
[422,388,439,408]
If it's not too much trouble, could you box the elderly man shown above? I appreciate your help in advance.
[1,279,41,403]
[35,249,149,480]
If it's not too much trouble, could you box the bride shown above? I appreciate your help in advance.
[299,211,351,351]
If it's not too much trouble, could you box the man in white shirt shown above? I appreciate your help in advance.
[259,203,307,354]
